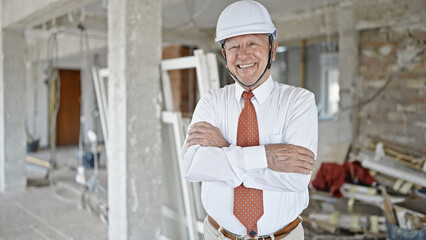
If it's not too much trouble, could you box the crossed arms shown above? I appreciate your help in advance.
[187,121,315,175]
[179,89,318,192]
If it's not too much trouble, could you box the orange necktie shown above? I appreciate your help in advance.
[234,91,264,239]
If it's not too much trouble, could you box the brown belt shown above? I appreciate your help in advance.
[208,216,301,240]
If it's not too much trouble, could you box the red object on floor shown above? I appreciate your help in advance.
[312,161,376,198]
[312,163,345,197]
[344,161,376,185]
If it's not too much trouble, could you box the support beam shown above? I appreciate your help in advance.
[163,26,216,52]
[0,29,27,192]
[2,0,97,29]
[26,29,107,63]
[108,0,163,239]
[338,1,358,143]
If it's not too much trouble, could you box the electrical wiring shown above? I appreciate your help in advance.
[77,23,109,224]
[81,177,108,223]
[42,22,109,216]
[45,30,79,205]
[46,30,60,169]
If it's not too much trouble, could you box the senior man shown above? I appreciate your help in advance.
[180,1,318,239]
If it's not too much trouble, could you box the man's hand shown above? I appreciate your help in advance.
[265,144,315,175]
[186,121,230,148]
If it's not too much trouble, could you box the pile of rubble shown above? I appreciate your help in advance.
[304,138,426,240]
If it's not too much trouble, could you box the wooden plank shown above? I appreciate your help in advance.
[370,136,426,156]
[26,155,51,169]
[380,186,397,225]
[355,142,425,172]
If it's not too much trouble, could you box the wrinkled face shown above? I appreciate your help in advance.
[222,34,277,90]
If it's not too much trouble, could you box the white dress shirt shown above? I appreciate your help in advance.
[180,76,318,235]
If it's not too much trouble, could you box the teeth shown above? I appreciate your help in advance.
[239,63,255,69]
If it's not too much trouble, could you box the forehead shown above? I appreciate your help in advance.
[225,34,269,44]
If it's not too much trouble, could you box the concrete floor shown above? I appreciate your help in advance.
[0,146,108,240]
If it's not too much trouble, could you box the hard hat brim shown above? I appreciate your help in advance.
[215,28,277,43]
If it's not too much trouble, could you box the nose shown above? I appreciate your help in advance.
[238,46,251,59]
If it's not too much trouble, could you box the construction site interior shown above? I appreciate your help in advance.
[0,0,425,239]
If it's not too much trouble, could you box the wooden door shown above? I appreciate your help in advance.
[56,69,81,146]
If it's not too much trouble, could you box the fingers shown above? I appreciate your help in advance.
[186,121,230,148]
[187,133,228,147]
[186,137,209,147]
[288,144,315,159]
[268,161,313,174]
[284,144,315,166]
[186,131,210,146]
[279,158,314,172]
[285,154,315,171]
[298,160,315,172]
[288,166,312,175]
[295,153,315,166]
[189,121,213,132]
[188,122,214,142]
[187,122,212,146]
[266,143,316,174]
[275,152,314,167]
[190,121,211,128]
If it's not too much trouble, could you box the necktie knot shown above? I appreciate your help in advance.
[242,91,254,101]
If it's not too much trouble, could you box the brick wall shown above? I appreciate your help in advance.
[358,28,426,151]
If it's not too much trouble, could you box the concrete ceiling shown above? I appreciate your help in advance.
[25,0,343,59]
[163,0,341,29]
[84,0,341,29]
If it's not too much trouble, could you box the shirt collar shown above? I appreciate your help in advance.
[234,75,274,105]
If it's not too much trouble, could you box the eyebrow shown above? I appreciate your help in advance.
[225,35,268,47]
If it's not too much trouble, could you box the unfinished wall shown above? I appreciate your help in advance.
[285,44,323,105]
[358,27,426,151]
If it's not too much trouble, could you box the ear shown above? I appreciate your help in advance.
[272,40,278,61]
[221,49,226,59]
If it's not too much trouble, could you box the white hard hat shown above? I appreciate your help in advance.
[215,0,277,44]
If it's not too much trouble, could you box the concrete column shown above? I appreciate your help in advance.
[108,0,162,239]
[337,1,358,142]
[0,29,27,192]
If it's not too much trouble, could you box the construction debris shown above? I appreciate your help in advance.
[305,138,426,240]
[26,155,50,185]
[357,150,426,188]
[360,137,426,172]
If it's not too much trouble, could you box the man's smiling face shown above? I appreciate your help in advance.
[222,34,276,90]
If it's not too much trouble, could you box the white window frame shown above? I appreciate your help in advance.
[319,53,340,120]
